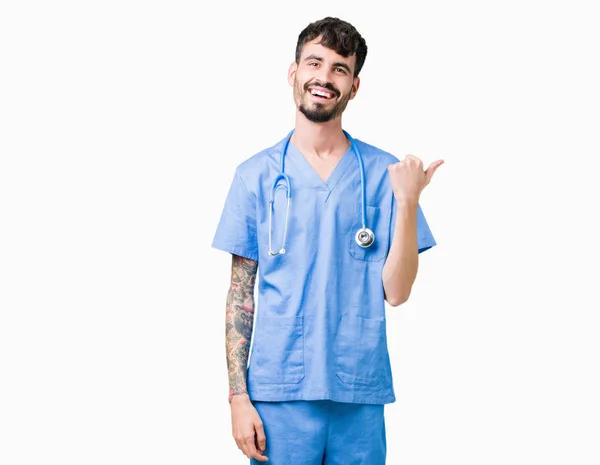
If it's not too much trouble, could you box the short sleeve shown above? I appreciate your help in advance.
[389,197,437,254]
[211,169,259,262]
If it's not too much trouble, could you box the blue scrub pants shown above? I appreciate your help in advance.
[250,400,386,465]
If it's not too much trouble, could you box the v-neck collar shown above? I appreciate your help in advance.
[286,141,356,198]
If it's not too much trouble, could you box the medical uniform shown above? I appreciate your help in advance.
[212,132,436,464]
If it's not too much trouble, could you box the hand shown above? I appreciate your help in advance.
[388,155,444,203]
[230,394,268,461]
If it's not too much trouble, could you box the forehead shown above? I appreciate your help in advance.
[299,37,356,69]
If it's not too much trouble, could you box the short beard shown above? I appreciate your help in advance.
[295,80,351,123]
[299,102,338,123]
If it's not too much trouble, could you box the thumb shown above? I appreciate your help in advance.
[424,159,444,185]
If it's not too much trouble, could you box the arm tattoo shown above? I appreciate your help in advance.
[226,254,258,401]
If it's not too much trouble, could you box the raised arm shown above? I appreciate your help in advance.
[226,254,258,402]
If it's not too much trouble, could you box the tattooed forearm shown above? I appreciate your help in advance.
[226,254,258,401]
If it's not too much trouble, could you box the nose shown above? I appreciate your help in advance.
[313,67,334,87]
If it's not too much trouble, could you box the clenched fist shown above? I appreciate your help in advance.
[388,155,444,204]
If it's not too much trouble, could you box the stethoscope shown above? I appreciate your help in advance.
[268,129,374,256]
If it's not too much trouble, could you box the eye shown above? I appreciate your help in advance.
[308,62,318,67]
[335,67,347,74]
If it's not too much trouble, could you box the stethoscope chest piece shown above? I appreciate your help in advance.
[355,227,375,248]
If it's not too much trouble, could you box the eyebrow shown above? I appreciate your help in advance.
[304,54,352,74]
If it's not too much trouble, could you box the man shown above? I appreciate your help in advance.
[212,16,443,465]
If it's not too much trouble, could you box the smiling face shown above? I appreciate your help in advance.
[288,36,360,123]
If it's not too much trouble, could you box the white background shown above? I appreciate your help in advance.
[1,0,599,463]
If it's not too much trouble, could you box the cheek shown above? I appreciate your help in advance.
[336,79,353,94]
[339,86,353,100]
[292,74,303,89]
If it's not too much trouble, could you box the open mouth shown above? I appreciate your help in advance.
[307,87,336,100]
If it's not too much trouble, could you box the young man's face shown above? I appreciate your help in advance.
[288,36,360,123]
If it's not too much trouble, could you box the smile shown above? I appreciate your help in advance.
[308,87,336,100]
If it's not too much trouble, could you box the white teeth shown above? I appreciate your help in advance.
[310,89,333,98]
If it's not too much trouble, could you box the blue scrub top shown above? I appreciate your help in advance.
[212,133,436,404]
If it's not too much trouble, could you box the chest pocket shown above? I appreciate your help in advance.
[348,204,390,262]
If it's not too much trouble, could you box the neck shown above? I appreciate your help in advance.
[290,113,349,158]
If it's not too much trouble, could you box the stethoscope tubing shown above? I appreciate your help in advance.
[269,129,372,256]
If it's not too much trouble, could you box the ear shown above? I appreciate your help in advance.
[349,76,360,100]
[287,62,298,86]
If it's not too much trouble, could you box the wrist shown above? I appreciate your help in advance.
[394,195,419,209]
[228,390,250,404]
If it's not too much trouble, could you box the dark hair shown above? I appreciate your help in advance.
[295,17,368,78]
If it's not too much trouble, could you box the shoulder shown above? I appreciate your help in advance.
[353,138,401,168]
[232,135,287,185]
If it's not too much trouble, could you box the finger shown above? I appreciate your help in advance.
[248,437,269,462]
[252,444,269,462]
[255,421,267,452]
[243,434,259,459]
[232,429,243,451]
[236,441,246,456]
[235,431,252,458]
[388,162,406,173]
[235,437,249,458]
[405,154,422,165]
